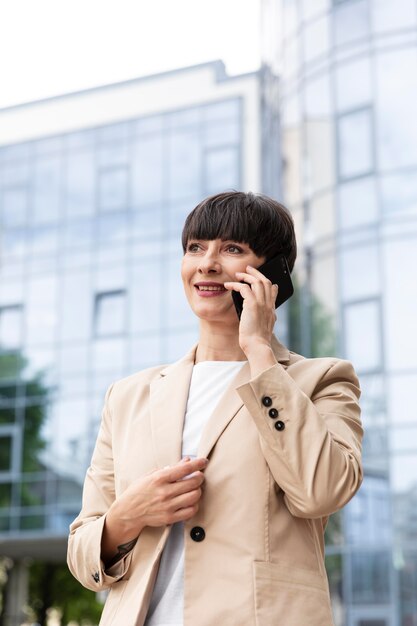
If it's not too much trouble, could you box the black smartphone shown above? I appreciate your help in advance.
[231,253,294,319]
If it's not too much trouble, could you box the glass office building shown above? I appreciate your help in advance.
[0,61,261,616]
[261,0,417,624]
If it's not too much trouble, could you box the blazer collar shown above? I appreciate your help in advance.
[149,335,290,467]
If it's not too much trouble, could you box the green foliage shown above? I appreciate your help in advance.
[29,562,103,625]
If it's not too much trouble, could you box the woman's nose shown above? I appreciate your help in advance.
[198,253,221,274]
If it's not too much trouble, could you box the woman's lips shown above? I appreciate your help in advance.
[194,285,228,298]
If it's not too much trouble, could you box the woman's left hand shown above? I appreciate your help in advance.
[224,265,278,356]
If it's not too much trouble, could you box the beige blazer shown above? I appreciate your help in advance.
[67,336,363,626]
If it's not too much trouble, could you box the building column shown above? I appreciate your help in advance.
[3,560,29,626]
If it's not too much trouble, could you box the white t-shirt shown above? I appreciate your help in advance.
[144,360,246,626]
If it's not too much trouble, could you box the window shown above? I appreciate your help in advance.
[131,135,164,206]
[383,237,417,369]
[65,149,95,217]
[204,147,239,195]
[340,243,380,301]
[0,433,13,471]
[333,0,370,46]
[371,0,417,33]
[338,109,373,179]
[335,57,372,112]
[0,306,23,350]
[376,49,417,170]
[303,15,330,63]
[98,167,128,212]
[344,299,382,372]
[33,155,62,224]
[381,171,417,216]
[94,291,126,337]
[169,129,201,201]
[338,176,378,229]
[1,187,28,227]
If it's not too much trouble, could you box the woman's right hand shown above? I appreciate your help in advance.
[101,456,208,566]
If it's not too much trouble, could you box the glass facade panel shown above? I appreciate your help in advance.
[380,170,417,216]
[98,167,129,212]
[340,244,379,301]
[344,300,381,371]
[1,187,28,227]
[303,15,330,62]
[383,237,417,369]
[131,135,164,206]
[338,176,378,229]
[387,374,417,426]
[333,0,370,46]
[130,262,162,333]
[33,156,62,224]
[371,0,417,33]
[204,147,239,195]
[338,109,373,179]
[376,48,417,170]
[60,272,93,342]
[25,277,58,345]
[335,57,372,112]
[94,291,126,337]
[169,129,201,200]
[65,149,95,217]
[0,306,23,350]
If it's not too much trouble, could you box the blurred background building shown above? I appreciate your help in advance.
[0,61,261,623]
[261,1,417,625]
[0,0,416,625]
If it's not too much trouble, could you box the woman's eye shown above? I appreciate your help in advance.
[187,243,200,252]
[227,245,243,253]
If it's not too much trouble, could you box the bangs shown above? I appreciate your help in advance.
[182,197,258,247]
[181,191,297,272]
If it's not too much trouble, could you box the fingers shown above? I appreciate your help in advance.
[161,457,208,483]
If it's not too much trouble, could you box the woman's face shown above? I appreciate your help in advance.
[181,238,266,323]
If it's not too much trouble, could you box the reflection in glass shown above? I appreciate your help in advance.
[376,49,417,170]
[338,176,378,229]
[381,171,417,216]
[60,272,93,342]
[344,299,381,372]
[98,167,128,212]
[169,130,201,200]
[303,14,330,63]
[131,135,164,206]
[335,57,371,112]
[204,147,239,195]
[1,187,28,227]
[202,119,240,148]
[371,0,417,33]
[338,109,373,179]
[31,226,60,256]
[130,263,161,333]
[204,99,240,122]
[340,244,379,301]
[97,213,128,242]
[33,156,62,224]
[94,291,126,337]
[351,551,391,604]
[383,238,417,369]
[0,306,23,350]
[333,0,369,47]
[65,149,95,217]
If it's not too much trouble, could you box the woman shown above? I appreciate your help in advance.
[68,191,363,626]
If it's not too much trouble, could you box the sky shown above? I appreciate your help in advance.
[0,0,261,109]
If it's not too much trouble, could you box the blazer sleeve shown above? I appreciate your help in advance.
[236,358,363,519]
[67,383,134,591]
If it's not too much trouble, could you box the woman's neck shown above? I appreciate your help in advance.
[195,321,247,363]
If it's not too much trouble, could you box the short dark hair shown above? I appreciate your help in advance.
[181,191,297,272]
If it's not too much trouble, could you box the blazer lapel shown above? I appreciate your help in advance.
[198,334,291,459]
[149,335,291,466]
[149,345,196,468]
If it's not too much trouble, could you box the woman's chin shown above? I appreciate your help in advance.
[191,302,238,324]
